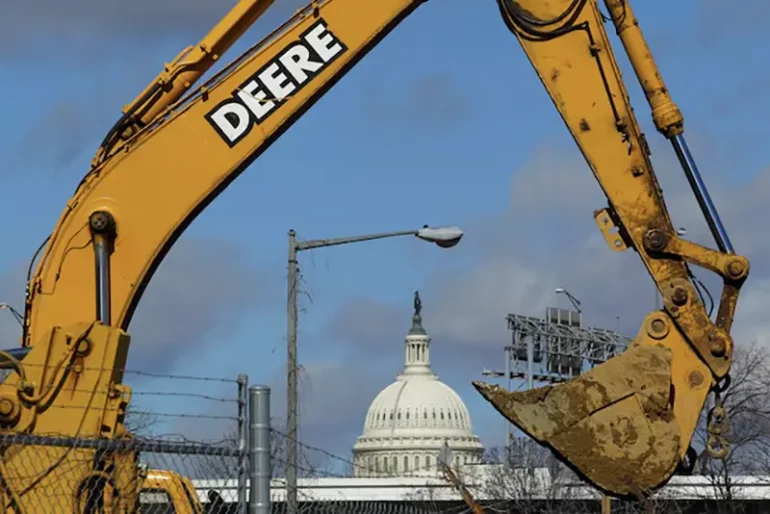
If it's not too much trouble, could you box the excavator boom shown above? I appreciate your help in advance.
[1,0,748,507]
[94,0,278,164]
[23,0,426,349]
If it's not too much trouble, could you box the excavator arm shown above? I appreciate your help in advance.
[2,1,431,511]
[22,0,431,349]
[0,0,747,509]
[473,0,748,499]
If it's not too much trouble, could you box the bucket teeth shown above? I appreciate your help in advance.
[473,343,681,497]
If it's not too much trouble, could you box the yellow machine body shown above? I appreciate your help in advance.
[0,0,748,507]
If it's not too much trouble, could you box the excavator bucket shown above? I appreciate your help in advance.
[473,343,682,498]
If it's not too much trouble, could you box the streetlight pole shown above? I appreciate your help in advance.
[655,227,687,310]
[286,231,299,514]
[285,225,464,514]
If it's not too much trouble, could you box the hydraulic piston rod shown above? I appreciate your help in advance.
[89,211,116,325]
[671,134,733,254]
[604,0,734,254]
[94,0,277,166]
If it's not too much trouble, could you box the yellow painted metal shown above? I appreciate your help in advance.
[0,323,136,512]
[475,0,749,498]
[23,0,428,352]
[475,312,711,496]
[95,0,278,163]
[139,470,203,514]
[3,0,748,505]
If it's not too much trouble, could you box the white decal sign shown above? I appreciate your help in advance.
[205,19,347,147]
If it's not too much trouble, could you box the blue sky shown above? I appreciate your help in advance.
[1,0,769,469]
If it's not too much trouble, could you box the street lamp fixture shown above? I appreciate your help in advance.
[293,225,464,252]
[415,226,464,248]
[554,288,582,313]
[0,303,23,325]
[285,224,463,514]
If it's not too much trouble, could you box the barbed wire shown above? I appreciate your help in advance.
[22,403,238,421]
[0,358,239,383]
[270,427,465,480]
[0,430,247,513]
[131,390,238,402]
[266,425,492,514]
[0,429,466,514]
[0,352,248,510]
[0,423,734,513]
[0,357,246,444]
[28,386,239,403]
[272,456,340,478]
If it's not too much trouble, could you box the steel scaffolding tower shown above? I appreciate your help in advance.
[482,306,632,462]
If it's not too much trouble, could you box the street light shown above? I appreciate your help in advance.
[285,225,463,514]
[654,227,687,310]
[0,303,23,325]
[554,288,582,313]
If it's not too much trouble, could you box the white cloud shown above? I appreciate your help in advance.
[318,131,770,453]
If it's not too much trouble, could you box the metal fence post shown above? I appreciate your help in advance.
[250,385,271,514]
[238,374,249,513]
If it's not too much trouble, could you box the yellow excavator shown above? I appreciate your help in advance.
[0,0,747,510]
[134,468,203,513]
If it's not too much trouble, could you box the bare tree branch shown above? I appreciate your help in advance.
[689,340,770,512]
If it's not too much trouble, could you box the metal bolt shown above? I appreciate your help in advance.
[688,370,705,388]
[0,398,14,417]
[672,287,688,306]
[710,338,727,357]
[90,212,109,231]
[89,210,116,235]
[76,338,91,356]
[644,229,667,252]
[727,260,745,279]
[647,317,669,339]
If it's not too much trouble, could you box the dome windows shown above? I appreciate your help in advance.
[350,296,485,478]
[365,398,476,432]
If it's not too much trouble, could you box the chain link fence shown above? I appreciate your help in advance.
[0,366,250,513]
[0,431,246,513]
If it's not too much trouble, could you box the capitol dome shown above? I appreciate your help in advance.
[352,292,484,477]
